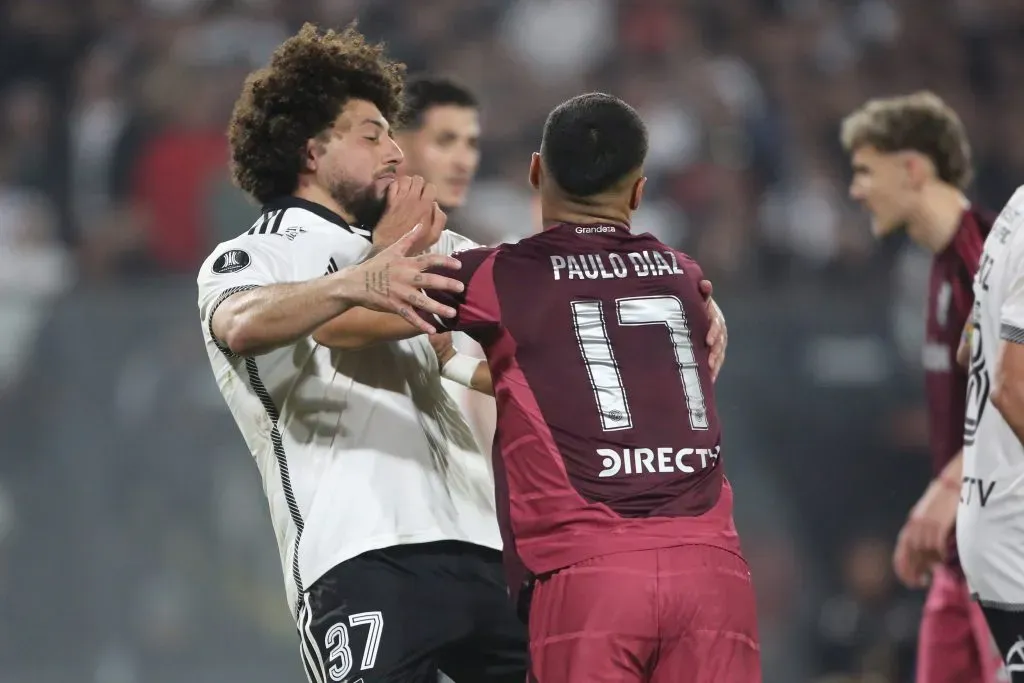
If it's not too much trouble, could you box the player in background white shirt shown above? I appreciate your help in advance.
[199,24,526,683]
[961,184,1024,679]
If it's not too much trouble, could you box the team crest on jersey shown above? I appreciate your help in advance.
[936,281,952,328]
[212,249,251,274]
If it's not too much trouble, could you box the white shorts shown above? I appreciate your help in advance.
[958,474,1024,609]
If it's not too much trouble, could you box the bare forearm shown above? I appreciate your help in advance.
[313,308,421,349]
[212,276,355,356]
[938,450,963,486]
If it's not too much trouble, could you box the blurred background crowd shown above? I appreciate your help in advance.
[2,0,1023,681]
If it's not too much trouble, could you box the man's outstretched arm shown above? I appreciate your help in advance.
[210,226,462,357]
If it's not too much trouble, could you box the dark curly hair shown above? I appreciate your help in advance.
[228,22,406,204]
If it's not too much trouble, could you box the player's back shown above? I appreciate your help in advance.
[478,222,739,576]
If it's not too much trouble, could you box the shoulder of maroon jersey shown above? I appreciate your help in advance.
[965,205,996,237]
[452,244,499,271]
[940,206,992,270]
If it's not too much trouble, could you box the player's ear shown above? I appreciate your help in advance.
[629,176,646,211]
[304,138,320,173]
[529,153,541,190]
[903,152,929,190]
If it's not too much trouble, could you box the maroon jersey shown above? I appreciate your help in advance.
[923,208,991,570]
[924,208,991,475]
[426,223,741,579]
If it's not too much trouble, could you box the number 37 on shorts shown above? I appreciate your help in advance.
[299,600,384,683]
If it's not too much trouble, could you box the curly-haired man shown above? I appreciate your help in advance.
[198,24,527,683]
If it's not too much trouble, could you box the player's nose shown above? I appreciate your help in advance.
[384,136,404,166]
[453,149,476,173]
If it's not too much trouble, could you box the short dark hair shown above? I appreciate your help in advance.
[399,76,478,130]
[540,93,648,198]
[840,91,973,189]
[228,22,406,204]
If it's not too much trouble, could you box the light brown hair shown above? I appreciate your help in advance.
[840,91,973,189]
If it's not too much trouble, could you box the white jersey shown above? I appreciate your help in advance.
[960,185,1024,608]
[197,198,501,615]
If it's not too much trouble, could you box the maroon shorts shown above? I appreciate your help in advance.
[917,564,1004,683]
[527,545,761,683]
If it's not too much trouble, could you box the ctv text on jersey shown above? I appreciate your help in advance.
[550,250,687,280]
[597,445,721,478]
[961,476,997,507]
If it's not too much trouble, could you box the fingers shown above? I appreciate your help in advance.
[409,175,425,198]
[390,175,414,201]
[396,286,457,319]
[706,312,723,347]
[906,518,943,558]
[415,253,462,271]
[422,181,437,205]
[394,306,437,334]
[709,350,722,382]
[698,279,714,301]
[705,300,725,381]
[893,540,915,588]
[415,271,465,293]
[430,202,447,234]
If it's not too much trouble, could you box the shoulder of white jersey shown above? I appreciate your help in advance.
[991,187,1024,251]
[995,186,1024,229]
[435,229,483,256]
[199,230,280,279]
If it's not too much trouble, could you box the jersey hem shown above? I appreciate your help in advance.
[291,528,503,615]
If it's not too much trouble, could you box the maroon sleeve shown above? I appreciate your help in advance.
[420,246,501,332]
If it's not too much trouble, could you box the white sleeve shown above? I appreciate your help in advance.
[197,227,373,355]
[197,234,297,355]
[997,189,1024,342]
[432,230,482,256]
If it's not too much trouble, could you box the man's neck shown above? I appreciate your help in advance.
[908,182,968,253]
[540,202,630,232]
[293,184,357,225]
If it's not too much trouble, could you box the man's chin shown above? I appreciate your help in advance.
[872,217,905,238]
[438,191,466,211]
[350,195,387,228]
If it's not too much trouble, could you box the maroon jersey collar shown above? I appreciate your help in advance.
[547,221,631,234]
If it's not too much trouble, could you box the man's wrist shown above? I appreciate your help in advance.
[371,229,401,252]
[329,266,364,308]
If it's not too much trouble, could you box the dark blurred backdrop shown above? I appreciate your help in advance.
[2,1,1022,682]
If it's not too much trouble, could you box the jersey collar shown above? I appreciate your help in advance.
[262,196,355,234]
